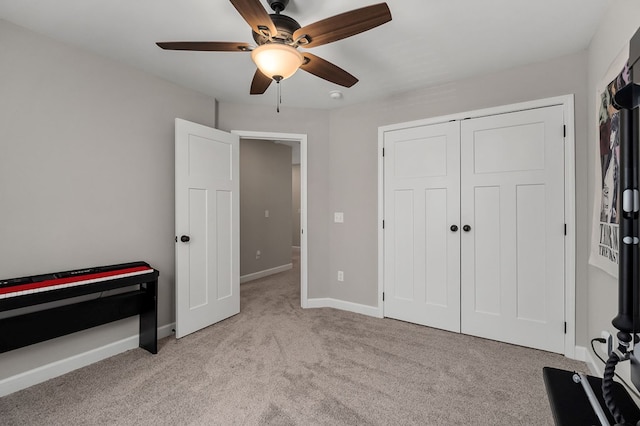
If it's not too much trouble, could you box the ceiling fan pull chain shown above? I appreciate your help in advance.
[276,79,281,113]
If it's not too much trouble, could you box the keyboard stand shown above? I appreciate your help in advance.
[0,266,159,354]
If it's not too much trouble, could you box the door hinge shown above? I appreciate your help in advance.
[382,292,385,301]
[382,148,385,157]
[564,322,567,334]
[564,224,567,235]
[382,220,385,229]
[563,125,566,138]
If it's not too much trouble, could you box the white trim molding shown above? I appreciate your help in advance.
[306,298,381,318]
[240,263,293,284]
[583,347,603,377]
[0,323,175,397]
[573,345,588,362]
[231,130,309,308]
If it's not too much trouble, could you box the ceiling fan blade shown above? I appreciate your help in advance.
[300,53,358,88]
[156,41,250,52]
[230,0,277,37]
[293,3,391,48]
[250,69,273,94]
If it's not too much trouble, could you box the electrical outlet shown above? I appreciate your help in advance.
[601,331,613,356]
[337,270,344,282]
[256,250,261,259]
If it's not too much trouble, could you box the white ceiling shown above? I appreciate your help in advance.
[0,0,611,110]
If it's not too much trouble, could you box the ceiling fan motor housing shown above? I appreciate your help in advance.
[267,0,289,13]
[252,13,301,45]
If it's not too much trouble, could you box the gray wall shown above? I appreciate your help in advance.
[587,1,640,359]
[239,139,292,277]
[218,103,331,299]
[292,164,301,247]
[219,52,589,342]
[326,52,590,343]
[219,51,589,344]
[0,20,216,379]
[4,0,634,384]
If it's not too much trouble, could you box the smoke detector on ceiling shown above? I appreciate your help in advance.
[329,90,343,100]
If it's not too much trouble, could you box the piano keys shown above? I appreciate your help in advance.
[0,262,153,300]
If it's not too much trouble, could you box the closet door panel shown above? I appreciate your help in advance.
[472,185,502,316]
[460,105,565,353]
[383,122,461,332]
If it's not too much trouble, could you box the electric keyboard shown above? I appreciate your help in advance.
[0,262,159,354]
[0,262,153,300]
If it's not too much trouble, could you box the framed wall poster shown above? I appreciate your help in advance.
[589,46,630,277]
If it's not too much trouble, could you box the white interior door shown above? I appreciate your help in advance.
[460,106,565,353]
[175,118,239,338]
[383,121,461,332]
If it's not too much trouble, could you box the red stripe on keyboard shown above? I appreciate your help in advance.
[0,266,153,296]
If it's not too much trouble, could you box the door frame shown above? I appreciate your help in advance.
[231,130,309,308]
[377,95,577,358]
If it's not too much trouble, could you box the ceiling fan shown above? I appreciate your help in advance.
[156,0,392,96]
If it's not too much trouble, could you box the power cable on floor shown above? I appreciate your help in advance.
[591,337,640,400]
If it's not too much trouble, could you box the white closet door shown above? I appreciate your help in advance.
[384,121,461,332]
[460,106,565,353]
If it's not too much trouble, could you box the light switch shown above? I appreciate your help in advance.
[334,212,344,223]
[265,210,269,218]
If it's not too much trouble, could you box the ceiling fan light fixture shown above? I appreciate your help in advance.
[251,43,304,81]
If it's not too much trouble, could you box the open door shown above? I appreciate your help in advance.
[175,118,239,338]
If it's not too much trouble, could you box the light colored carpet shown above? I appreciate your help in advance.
[1,252,586,425]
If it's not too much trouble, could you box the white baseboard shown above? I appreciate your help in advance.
[240,263,292,284]
[158,323,174,339]
[306,298,381,318]
[0,323,174,398]
[583,346,603,377]
[573,345,587,362]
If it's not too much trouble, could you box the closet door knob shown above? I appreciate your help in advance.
[463,225,471,232]
[450,225,458,232]
[180,235,191,243]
